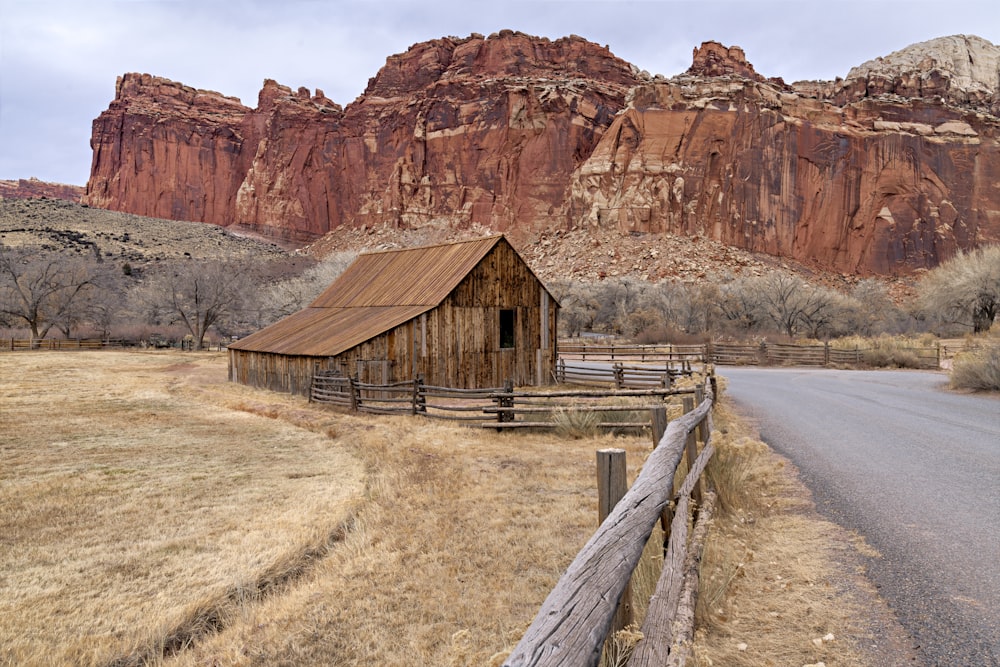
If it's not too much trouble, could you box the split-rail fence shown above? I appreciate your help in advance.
[504,382,717,666]
[309,365,703,432]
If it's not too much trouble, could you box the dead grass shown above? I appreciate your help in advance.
[0,351,364,666]
[0,353,908,666]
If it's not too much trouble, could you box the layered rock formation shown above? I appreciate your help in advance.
[85,32,1000,275]
[86,32,638,243]
[569,39,1000,274]
[0,178,84,202]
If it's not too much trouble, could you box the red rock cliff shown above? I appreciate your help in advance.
[86,32,639,243]
[568,40,1000,275]
[85,33,1000,274]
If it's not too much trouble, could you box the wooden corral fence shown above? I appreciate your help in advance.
[711,341,941,369]
[555,359,694,388]
[559,341,944,369]
[504,382,716,667]
[310,371,705,432]
[0,337,230,352]
[559,342,706,363]
[0,338,129,351]
[484,384,698,431]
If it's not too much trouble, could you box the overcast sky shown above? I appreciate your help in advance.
[1,0,998,186]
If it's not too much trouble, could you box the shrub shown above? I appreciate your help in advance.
[551,408,601,439]
[861,336,925,369]
[950,339,1000,391]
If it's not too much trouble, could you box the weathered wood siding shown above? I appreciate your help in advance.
[229,239,558,394]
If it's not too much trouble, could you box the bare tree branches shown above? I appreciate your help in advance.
[919,246,1000,333]
[0,245,98,339]
[133,259,251,350]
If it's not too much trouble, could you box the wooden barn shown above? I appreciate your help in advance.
[228,235,558,395]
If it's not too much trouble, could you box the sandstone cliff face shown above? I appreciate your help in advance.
[568,40,1000,275]
[85,33,1000,274]
[86,73,252,226]
[86,32,639,243]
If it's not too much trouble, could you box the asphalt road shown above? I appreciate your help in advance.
[721,367,1000,667]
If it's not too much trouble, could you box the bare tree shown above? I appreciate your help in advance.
[717,276,766,334]
[257,251,356,324]
[0,245,97,339]
[549,280,602,337]
[919,245,1000,334]
[135,259,251,350]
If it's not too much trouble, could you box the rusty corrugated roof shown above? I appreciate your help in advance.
[310,235,504,308]
[230,235,506,356]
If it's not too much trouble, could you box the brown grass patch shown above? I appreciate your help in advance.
[0,351,363,666]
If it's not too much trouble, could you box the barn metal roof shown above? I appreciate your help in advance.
[230,235,519,357]
[309,235,505,308]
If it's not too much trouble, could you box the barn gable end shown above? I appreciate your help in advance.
[229,235,558,395]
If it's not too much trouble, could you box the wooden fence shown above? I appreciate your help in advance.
[504,383,716,666]
[559,341,944,369]
[554,359,694,388]
[310,371,702,432]
[0,337,229,352]
[0,338,130,351]
[559,342,706,363]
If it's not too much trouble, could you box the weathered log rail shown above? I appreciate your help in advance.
[504,382,716,667]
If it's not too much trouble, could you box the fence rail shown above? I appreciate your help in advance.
[504,383,716,666]
[559,342,706,363]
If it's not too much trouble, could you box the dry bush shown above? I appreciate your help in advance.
[551,406,602,438]
[858,335,924,368]
[950,338,1000,391]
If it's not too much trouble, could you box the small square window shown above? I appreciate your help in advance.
[500,309,516,349]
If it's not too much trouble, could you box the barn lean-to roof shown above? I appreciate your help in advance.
[229,234,551,357]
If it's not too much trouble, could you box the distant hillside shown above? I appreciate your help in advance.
[0,198,290,266]
[0,178,84,202]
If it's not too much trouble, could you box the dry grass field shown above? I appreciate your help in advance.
[0,351,911,666]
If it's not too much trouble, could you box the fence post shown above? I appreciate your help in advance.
[650,406,668,448]
[694,385,707,444]
[682,395,703,507]
[597,448,632,633]
[497,379,515,424]
[557,357,566,384]
[414,376,426,414]
[349,375,359,412]
[613,363,624,389]
[824,341,830,365]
